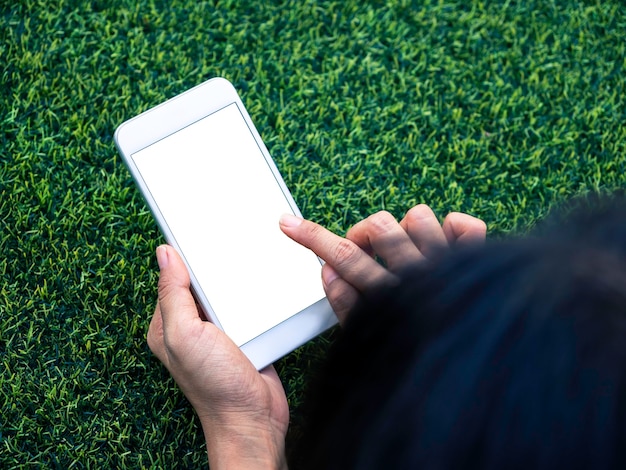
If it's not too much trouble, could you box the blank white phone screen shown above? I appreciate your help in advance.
[132,103,325,346]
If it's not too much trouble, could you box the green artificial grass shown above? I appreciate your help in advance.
[1,0,625,466]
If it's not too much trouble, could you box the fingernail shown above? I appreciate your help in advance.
[322,264,339,289]
[279,213,303,228]
[156,245,169,270]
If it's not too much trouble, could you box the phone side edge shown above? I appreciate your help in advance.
[241,298,338,370]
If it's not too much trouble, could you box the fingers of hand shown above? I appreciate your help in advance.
[279,209,486,325]
[399,204,449,259]
[280,217,392,292]
[346,211,424,270]
[442,212,488,246]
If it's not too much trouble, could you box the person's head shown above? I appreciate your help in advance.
[297,192,626,469]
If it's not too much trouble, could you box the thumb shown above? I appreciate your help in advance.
[156,245,198,328]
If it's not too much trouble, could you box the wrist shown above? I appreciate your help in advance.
[200,417,288,470]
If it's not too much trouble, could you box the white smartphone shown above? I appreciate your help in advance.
[114,77,337,370]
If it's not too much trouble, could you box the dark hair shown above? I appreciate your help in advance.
[296,193,626,469]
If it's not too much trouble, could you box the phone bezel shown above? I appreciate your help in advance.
[114,77,337,369]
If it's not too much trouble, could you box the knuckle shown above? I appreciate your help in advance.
[370,210,394,222]
[367,211,398,234]
[369,210,395,224]
[406,204,433,223]
[332,239,361,265]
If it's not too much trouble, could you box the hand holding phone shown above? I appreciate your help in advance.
[114,77,337,369]
[147,244,290,469]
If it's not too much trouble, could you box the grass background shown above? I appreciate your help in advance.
[1,0,625,467]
